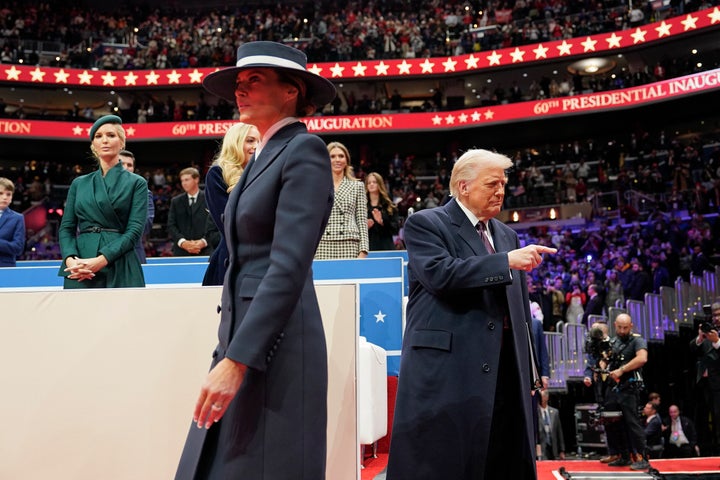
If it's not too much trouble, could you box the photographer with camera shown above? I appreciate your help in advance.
[689,300,720,455]
[583,321,625,464]
[598,314,650,470]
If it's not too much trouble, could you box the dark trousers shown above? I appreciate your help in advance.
[484,332,536,479]
[604,384,647,458]
[694,379,720,454]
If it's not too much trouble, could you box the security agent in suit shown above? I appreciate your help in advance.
[119,150,154,263]
[167,167,216,257]
[386,149,557,480]
[643,401,664,458]
[582,283,605,325]
[689,300,720,454]
[538,390,565,460]
[0,177,25,267]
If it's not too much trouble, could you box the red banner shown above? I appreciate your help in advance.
[1,69,718,140]
[0,7,718,87]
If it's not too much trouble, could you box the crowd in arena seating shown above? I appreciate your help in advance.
[1,1,700,69]
[0,0,718,122]
[0,1,717,319]
[4,124,718,317]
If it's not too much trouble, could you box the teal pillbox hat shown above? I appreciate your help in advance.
[89,115,122,140]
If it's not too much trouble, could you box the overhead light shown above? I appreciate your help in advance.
[567,57,616,76]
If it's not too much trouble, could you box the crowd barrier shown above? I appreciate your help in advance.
[1,254,406,375]
[0,285,359,480]
[546,266,720,389]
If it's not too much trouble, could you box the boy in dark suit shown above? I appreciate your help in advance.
[167,167,216,256]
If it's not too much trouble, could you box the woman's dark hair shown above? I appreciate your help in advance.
[276,71,316,117]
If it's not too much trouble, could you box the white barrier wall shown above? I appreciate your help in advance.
[0,285,358,480]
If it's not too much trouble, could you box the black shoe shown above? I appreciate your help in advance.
[608,456,631,467]
[630,458,650,470]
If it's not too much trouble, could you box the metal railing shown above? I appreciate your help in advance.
[545,266,720,390]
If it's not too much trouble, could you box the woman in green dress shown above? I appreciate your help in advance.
[58,115,148,288]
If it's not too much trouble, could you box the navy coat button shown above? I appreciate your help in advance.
[482,363,490,372]
[216,305,222,314]
[488,322,495,330]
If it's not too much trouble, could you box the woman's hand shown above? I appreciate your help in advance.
[64,255,108,281]
[371,208,383,225]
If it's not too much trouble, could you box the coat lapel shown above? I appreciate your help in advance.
[241,122,306,193]
[445,199,483,256]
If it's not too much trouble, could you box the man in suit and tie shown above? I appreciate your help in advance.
[0,177,25,267]
[167,167,216,257]
[689,300,720,455]
[582,283,605,326]
[538,389,565,460]
[386,149,557,480]
[119,150,154,263]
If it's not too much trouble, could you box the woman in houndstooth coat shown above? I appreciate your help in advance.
[315,141,369,259]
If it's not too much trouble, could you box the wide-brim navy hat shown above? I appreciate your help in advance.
[203,41,336,108]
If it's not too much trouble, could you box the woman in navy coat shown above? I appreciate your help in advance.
[175,42,336,480]
[201,122,260,286]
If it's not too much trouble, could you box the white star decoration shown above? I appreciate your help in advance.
[374,310,386,323]
[188,69,204,83]
[145,70,160,85]
[606,33,622,48]
[630,28,647,44]
[464,55,479,69]
[486,51,502,66]
[72,125,84,136]
[5,65,20,80]
[351,62,367,76]
[30,68,46,82]
[581,37,597,52]
[308,64,323,75]
[101,71,116,86]
[123,72,138,85]
[510,48,526,62]
[329,63,345,77]
[709,7,720,23]
[54,69,70,83]
[680,14,698,30]
[442,57,458,71]
[374,61,389,75]
[533,44,549,59]
[397,60,412,74]
[419,59,435,73]
[655,21,672,37]
[77,70,93,84]
[166,70,182,84]
[557,41,573,55]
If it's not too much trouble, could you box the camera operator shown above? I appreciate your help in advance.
[583,321,625,464]
[601,313,650,470]
[689,300,720,455]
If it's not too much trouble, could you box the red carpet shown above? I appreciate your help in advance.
[361,453,388,480]
[538,457,720,479]
[361,455,720,479]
